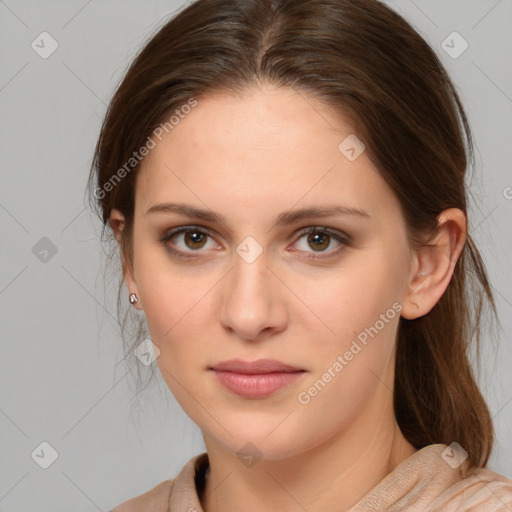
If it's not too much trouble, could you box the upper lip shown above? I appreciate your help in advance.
[210,359,304,374]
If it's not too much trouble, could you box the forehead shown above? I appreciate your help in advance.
[135,86,399,225]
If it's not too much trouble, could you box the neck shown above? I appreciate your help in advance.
[200,408,417,512]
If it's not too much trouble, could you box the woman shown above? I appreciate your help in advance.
[88,0,512,510]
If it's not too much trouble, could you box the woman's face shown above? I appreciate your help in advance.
[122,86,416,460]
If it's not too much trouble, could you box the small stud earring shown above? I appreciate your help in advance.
[129,293,138,305]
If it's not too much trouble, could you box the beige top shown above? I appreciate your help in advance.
[109,444,512,511]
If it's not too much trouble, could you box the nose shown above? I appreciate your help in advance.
[218,250,288,341]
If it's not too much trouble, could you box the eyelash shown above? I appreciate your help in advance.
[158,225,350,262]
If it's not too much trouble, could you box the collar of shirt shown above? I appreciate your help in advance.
[168,444,512,512]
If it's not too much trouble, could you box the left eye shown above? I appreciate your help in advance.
[291,227,349,259]
[299,227,348,252]
[159,226,349,260]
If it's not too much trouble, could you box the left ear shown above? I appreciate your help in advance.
[401,208,467,320]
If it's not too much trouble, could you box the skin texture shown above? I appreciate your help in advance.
[110,85,467,511]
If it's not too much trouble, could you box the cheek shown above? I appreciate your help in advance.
[289,261,403,415]
[298,277,400,394]
[293,260,403,346]
[135,259,218,384]
[135,243,208,328]
[142,281,208,355]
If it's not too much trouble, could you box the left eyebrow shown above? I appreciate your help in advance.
[271,205,370,229]
[145,202,370,228]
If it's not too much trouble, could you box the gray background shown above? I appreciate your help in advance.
[0,0,511,510]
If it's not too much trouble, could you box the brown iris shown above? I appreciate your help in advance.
[184,231,207,250]
[308,232,330,251]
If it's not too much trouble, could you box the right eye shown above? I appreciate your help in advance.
[158,225,218,260]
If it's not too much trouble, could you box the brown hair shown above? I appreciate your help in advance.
[87,0,498,467]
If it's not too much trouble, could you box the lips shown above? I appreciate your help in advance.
[209,359,306,398]
[210,358,304,374]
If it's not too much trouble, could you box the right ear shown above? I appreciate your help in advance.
[109,208,142,309]
[109,208,125,245]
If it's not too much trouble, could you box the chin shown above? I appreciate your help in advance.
[206,422,311,463]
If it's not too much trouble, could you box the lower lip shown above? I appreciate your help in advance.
[211,370,305,398]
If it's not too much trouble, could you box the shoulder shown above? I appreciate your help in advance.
[433,466,512,511]
[109,479,175,512]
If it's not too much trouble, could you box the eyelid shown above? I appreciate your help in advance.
[289,226,350,260]
[160,225,219,250]
[159,224,350,259]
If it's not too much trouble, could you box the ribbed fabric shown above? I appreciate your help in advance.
[110,444,512,511]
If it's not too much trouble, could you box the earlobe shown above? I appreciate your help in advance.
[401,208,466,320]
[109,208,143,310]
